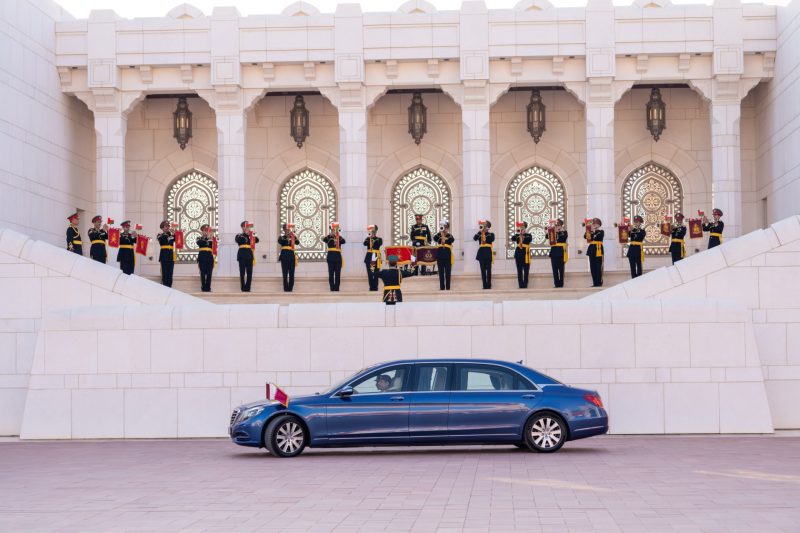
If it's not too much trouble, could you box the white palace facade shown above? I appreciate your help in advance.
[1,0,800,439]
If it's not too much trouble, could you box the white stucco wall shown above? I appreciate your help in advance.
[0,0,95,245]
[755,0,800,227]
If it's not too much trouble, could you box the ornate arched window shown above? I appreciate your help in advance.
[621,162,683,255]
[505,166,567,258]
[165,170,218,262]
[391,167,451,245]
[279,169,337,261]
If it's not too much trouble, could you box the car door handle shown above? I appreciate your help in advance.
[522,394,537,399]
[390,396,405,402]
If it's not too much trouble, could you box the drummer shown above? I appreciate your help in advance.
[409,214,431,275]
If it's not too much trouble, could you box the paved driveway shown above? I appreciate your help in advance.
[1,436,799,532]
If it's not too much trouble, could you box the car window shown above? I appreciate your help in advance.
[351,366,409,394]
[457,365,531,391]
[414,365,449,392]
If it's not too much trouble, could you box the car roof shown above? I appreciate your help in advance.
[379,358,527,368]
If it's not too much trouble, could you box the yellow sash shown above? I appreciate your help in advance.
[438,244,454,266]
[90,240,106,245]
[710,232,723,243]
[554,242,568,264]
[72,240,83,245]
[328,247,343,267]
[384,285,400,290]
[589,241,603,258]
[629,241,644,263]
[479,243,494,264]
[519,243,531,265]
[161,244,177,261]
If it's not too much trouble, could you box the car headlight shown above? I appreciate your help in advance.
[238,406,265,423]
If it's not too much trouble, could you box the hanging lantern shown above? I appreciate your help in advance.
[173,96,192,150]
[290,95,310,148]
[526,89,546,144]
[407,92,427,145]
[646,87,666,142]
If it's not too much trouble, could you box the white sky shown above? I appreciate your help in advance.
[56,0,786,20]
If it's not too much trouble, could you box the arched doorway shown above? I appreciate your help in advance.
[621,162,684,255]
[505,166,567,258]
[278,168,337,261]
[164,170,218,262]
[391,167,451,245]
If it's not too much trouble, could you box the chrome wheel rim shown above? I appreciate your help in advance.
[276,421,304,454]
[530,417,562,449]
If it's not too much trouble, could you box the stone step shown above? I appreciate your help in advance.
[148,270,633,304]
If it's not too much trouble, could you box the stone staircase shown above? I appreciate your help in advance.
[153,270,634,304]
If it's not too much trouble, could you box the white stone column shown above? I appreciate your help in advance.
[215,110,247,276]
[338,108,369,275]
[461,105,491,273]
[93,113,127,224]
[710,101,742,238]
[585,102,620,269]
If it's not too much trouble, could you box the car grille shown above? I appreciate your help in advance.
[229,408,241,427]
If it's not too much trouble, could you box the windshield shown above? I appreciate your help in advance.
[321,364,377,395]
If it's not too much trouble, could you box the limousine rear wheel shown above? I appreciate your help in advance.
[264,415,307,458]
[524,413,566,453]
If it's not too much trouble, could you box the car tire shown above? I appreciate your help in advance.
[524,412,567,453]
[264,415,307,458]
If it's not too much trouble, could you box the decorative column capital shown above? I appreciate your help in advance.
[74,89,144,118]
[318,83,386,112]
[564,79,633,107]
[688,76,760,105]
[196,86,262,115]
[440,81,509,110]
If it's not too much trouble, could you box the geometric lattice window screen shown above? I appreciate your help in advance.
[279,169,337,261]
[391,167,451,246]
[505,166,567,258]
[165,170,218,263]
[621,162,683,256]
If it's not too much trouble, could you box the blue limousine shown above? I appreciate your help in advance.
[229,359,608,457]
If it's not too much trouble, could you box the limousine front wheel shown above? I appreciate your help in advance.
[525,413,566,453]
[264,415,307,458]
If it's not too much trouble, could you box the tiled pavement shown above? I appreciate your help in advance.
[1,436,799,532]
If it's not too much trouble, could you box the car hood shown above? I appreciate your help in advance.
[236,393,324,411]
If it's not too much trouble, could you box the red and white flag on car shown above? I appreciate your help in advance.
[266,382,289,407]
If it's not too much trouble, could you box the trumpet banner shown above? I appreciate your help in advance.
[174,230,185,250]
[618,224,630,244]
[108,227,120,248]
[135,235,149,255]
[660,222,672,237]
[415,246,439,266]
[547,226,557,246]
[688,219,703,239]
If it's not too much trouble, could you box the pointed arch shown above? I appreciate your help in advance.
[505,166,567,258]
[278,168,337,261]
[621,162,684,256]
[164,170,218,262]
[391,167,451,246]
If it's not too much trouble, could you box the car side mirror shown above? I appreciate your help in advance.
[337,386,354,397]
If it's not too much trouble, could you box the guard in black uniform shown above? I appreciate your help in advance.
[669,213,687,264]
[197,224,214,292]
[474,220,495,289]
[88,215,108,263]
[235,221,259,292]
[323,223,345,292]
[377,254,417,305]
[549,219,568,288]
[627,215,646,278]
[702,208,724,249]
[433,220,455,291]
[157,220,176,287]
[363,225,383,291]
[117,220,137,275]
[510,221,533,289]
[409,214,432,275]
[586,218,604,287]
[277,223,297,292]
[66,212,82,255]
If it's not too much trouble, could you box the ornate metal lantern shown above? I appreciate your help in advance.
[290,95,310,148]
[407,92,427,145]
[173,96,192,150]
[646,87,666,141]
[526,89,546,144]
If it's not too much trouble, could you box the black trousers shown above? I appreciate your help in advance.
[91,254,106,263]
[628,254,642,278]
[239,261,253,291]
[515,255,530,288]
[71,246,82,256]
[365,263,379,291]
[327,260,342,291]
[90,246,106,263]
[160,261,174,287]
[550,255,565,287]
[120,258,134,275]
[437,259,452,290]
[479,259,492,289]
[199,261,213,292]
[589,255,603,286]
[708,236,721,249]
[383,288,402,305]
[281,259,295,292]
[670,246,684,264]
